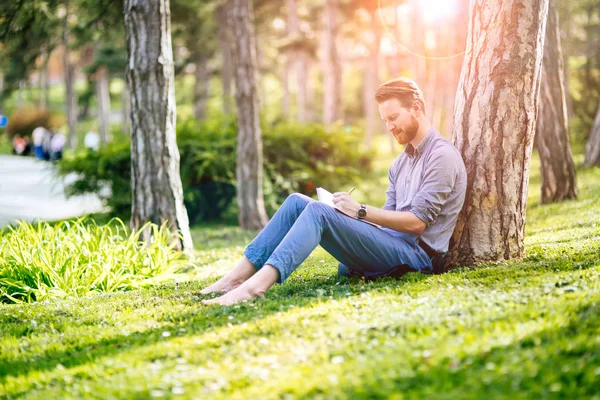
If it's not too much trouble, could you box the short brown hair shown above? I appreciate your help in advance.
[375,78,426,115]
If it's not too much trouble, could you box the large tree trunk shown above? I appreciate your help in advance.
[96,65,111,144]
[123,0,193,252]
[63,0,77,149]
[216,4,233,116]
[584,102,600,167]
[536,0,577,203]
[193,55,210,120]
[448,0,549,266]
[322,0,341,128]
[228,0,269,230]
[282,57,291,118]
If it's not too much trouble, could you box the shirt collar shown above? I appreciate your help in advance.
[405,127,436,158]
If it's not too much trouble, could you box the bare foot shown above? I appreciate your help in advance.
[199,257,257,295]
[202,285,263,306]
[199,278,243,295]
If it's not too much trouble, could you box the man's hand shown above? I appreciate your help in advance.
[332,191,361,217]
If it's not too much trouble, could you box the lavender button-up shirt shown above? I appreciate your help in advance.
[380,127,467,253]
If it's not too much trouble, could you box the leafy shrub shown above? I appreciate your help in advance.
[0,218,190,303]
[4,107,63,139]
[57,115,374,223]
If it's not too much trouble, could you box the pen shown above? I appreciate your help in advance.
[348,187,355,194]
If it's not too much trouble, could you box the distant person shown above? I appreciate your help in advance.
[12,135,26,155]
[49,131,66,161]
[41,129,53,161]
[32,126,47,160]
[84,130,100,151]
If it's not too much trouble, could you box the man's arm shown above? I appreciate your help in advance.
[363,206,427,235]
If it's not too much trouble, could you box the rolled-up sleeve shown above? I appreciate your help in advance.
[382,163,397,210]
[410,149,458,226]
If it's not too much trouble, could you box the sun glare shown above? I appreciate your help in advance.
[418,0,459,23]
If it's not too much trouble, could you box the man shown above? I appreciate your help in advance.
[202,78,467,306]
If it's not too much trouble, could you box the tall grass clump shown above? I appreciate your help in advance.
[0,218,190,303]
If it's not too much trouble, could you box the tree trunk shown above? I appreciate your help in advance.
[227,0,269,230]
[17,81,23,109]
[37,51,46,109]
[96,66,111,144]
[193,56,210,120]
[322,0,341,128]
[121,83,130,134]
[282,56,292,118]
[123,0,193,252]
[63,0,77,148]
[536,1,577,203]
[584,102,600,167]
[448,0,549,266]
[216,4,233,116]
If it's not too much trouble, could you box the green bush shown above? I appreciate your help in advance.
[57,115,375,223]
[0,218,190,303]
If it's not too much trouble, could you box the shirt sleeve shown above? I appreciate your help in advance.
[382,163,397,210]
[410,148,459,226]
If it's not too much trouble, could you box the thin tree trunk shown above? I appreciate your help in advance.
[96,66,111,144]
[37,51,46,109]
[448,0,549,266]
[124,0,193,252]
[322,0,341,128]
[536,0,577,203]
[282,56,292,118]
[62,3,77,148]
[228,0,269,230]
[121,83,130,134]
[17,81,23,109]
[296,54,308,122]
[584,102,600,166]
[193,56,210,120]
[216,4,233,116]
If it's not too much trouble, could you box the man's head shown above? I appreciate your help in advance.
[375,78,428,146]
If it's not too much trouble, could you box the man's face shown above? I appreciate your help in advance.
[378,98,419,145]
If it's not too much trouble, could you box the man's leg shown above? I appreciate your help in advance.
[200,193,313,294]
[203,202,431,305]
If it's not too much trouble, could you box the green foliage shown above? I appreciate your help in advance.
[0,218,190,304]
[57,116,375,222]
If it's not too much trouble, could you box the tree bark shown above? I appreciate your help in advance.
[448,0,549,266]
[536,1,577,203]
[123,0,193,252]
[193,55,210,120]
[216,4,234,116]
[227,0,269,230]
[62,0,77,148]
[584,102,600,167]
[96,66,111,144]
[322,0,342,128]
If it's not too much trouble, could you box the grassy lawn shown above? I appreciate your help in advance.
[1,152,600,399]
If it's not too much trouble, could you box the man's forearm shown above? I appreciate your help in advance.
[364,206,426,235]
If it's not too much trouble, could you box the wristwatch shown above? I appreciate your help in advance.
[357,204,367,220]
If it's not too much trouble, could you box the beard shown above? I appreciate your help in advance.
[392,115,420,145]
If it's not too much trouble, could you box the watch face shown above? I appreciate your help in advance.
[357,207,367,219]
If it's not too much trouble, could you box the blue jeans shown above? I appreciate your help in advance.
[243,193,432,283]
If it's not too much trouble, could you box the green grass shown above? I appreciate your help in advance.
[1,150,600,398]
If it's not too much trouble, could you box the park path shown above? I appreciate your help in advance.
[0,155,104,227]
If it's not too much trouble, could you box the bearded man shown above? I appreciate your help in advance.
[202,78,467,306]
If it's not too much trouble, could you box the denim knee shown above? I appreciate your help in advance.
[338,263,350,277]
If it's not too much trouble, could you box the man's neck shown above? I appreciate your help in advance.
[409,120,432,148]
